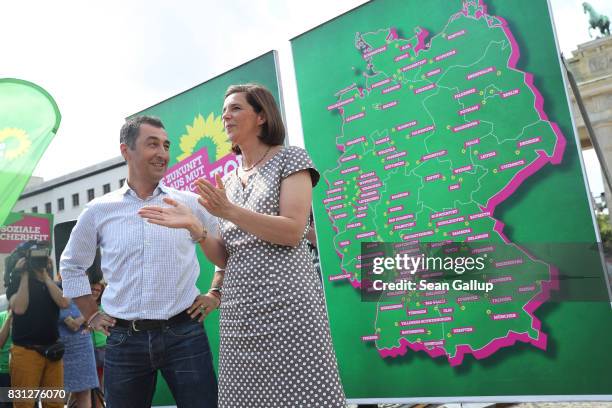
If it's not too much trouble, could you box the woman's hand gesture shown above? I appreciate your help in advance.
[195,174,235,219]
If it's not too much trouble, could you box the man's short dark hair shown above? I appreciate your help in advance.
[120,116,165,149]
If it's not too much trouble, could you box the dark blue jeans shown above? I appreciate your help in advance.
[104,318,218,408]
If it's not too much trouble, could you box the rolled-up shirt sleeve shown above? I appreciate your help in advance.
[60,204,98,298]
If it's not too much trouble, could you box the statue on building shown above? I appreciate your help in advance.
[583,2,610,38]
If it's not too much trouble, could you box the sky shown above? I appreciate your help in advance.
[3,0,611,196]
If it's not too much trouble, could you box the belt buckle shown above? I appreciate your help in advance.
[131,320,140,332]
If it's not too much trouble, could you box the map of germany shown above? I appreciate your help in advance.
[322,0,566,365]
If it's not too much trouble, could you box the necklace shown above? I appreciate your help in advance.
[242,145,272,172]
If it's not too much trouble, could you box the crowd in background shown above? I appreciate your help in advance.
[1,251,107,408]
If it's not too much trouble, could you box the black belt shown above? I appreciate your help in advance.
[114,310,192,332]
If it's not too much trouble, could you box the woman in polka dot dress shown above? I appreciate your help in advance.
[141,84,346,408]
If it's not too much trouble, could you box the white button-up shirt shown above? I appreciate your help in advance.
[60,182,217,320]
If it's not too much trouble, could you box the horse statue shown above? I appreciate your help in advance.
[583,2,610,38]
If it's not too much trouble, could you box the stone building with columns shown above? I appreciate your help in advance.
[566,35,612,213]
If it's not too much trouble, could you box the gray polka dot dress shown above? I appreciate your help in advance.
[218,146,346,408]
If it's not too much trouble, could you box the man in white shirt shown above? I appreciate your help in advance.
[61,116,221,408]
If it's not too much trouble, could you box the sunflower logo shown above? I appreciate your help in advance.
[177,113,231,162]
[0,128,31,160]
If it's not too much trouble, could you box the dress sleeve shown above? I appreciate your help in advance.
[280,146,320,187]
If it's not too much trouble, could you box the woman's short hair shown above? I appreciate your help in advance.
[225,84,285,154]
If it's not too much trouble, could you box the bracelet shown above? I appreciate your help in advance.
[86,311,101,329]
[191,226,208,243]
[207,288,221,305]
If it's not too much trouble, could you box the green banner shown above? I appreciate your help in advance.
[129,51,281,406]
[0,79,61,227]
[292,0,612,402]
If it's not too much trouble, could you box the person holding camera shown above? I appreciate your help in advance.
[5,240,69,408]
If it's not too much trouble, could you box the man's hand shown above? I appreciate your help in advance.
[88,312,116,336]
[188,293,220,322]
[138,197,200,231]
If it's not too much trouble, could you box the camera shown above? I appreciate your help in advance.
[4,240,51,288]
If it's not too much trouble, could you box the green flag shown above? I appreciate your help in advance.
[0,78,61,226]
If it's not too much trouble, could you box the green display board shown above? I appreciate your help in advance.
[292,0,612,402]
[129,51,282,406]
